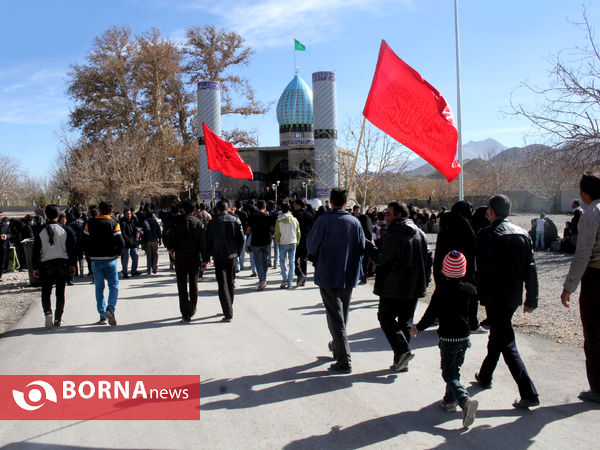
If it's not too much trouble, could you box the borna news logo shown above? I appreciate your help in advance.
[1,375,200,420]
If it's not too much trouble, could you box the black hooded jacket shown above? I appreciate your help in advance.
[433,206,476,284]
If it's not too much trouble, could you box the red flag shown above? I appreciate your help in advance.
[363,40,461,182]
[202,122,254,180]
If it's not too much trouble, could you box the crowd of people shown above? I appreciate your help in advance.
[8,171,600,429]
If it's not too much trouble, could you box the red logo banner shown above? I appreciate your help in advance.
[0,375,200,420]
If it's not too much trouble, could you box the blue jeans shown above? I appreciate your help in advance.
[92,259,119,316]
[279,244,296,287]
[535,230,544,249]
[237,235,247,270]
[121,247,138,275]
[252,245,269,284]
[440,339,470,406]
[268,236,279,266]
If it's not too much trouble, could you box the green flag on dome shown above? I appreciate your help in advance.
[294,39,306,51]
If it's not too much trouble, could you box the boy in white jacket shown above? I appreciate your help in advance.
[275,203,300,289]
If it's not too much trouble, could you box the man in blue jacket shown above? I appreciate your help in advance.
[307,188,365,373]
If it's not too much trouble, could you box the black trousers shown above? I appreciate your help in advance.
[40,259,69,320]
[478,305,538,400]
[294,245,308,280]
[319,287,353,365]
[378,296,418,358]
[175,255,199,320]
[215,258,236,320]
[580,267,600,393]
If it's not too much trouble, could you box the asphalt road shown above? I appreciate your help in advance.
[0,248,598,449]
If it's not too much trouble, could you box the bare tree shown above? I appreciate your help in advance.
[341,118,413,208]
[0,154,23,203]
[511,8,600,169]
[184,25,270,145]
[63,27,191,204]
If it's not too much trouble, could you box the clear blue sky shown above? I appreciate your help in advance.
[1,0,597,178]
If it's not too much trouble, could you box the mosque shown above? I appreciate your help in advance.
[196,70,350,202]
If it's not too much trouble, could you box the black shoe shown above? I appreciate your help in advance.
[220,317,232,322]
[578,390,600,403]
[391,351,414,372]
[122,272,129,278]
[328,362,352,374]
[182,316,191,323]
[328,341,337,359]
[513,397,540,409]
[66,281,74,286]
[54,319,62,327]
[297,277,306,287]
[474,372,492,389]
[97,317,107,325]
[132,271,142,276]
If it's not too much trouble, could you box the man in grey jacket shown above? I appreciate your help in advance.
[32,205,76,328]
[561,172,600,403]
[207,200,244,322]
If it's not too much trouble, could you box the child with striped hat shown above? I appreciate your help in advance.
[411,250,479,428]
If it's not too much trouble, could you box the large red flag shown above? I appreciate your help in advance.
[202,122,254,180]
[363,40,461,182]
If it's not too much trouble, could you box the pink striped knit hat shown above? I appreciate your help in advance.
[442,250,467,278]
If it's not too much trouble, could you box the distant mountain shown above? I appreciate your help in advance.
[489,144,551,164]
[405,138,507,176]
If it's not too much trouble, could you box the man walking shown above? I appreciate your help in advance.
[293,199,314,287]
[163,200,207,322]
[366,201,432,372]
[275,202,300,289]
[83,201,124,326]
[247,200,274,290]
[207,200,244,322]
[474,194,540,409]
[119,209,140,278]
[141,209,161,274]
[307,188,365,373]
[32,205,76,328]
[561,172,600,403]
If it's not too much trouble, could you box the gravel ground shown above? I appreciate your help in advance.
[425,212,583,347]
[0,212,584,346]
[0,270,38,334]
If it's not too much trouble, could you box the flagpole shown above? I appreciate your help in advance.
[293,38,297,72]
[347,117,366,194]
[454,0,464,200]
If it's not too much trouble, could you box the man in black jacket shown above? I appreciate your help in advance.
[474,194,540,409]
[82,200,125,326]
[366,201,432,372]
[163,200,207,322]
[119,209,140,278]
[293,199,314,287]
[206,200,244,322]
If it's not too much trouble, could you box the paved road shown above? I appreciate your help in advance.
[0,248,598,449]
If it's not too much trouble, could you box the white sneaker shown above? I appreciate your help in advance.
[462,398,478,428]
[440,399,457,412]
[44,314,53,329]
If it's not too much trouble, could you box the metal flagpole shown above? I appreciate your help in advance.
[454,0,464,200]
[347,117,366,193]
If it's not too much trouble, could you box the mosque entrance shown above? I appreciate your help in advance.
[268,158,289,200]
